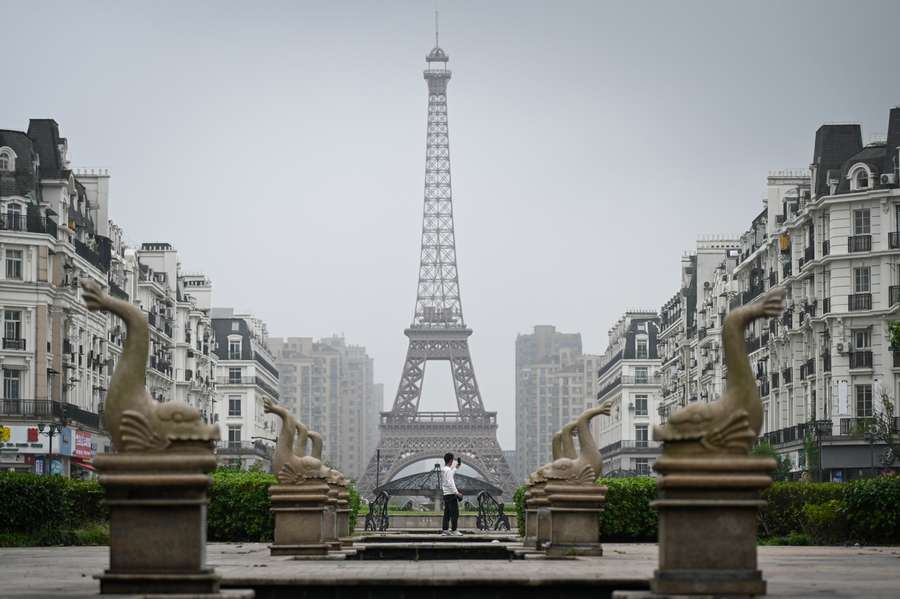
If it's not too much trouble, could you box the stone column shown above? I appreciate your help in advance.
[650,455,775,596]
[95,452,221,594]
[269,480,332,556]
[542,481,606,556]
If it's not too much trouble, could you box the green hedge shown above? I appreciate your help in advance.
[7,470,900,546]
[844,476,900,544]
[511,476,900,545]
[758,482,844,537]
[207,470,276,542]
[512,485,526,536]
[0,470,364,546]
[599,478,658,541]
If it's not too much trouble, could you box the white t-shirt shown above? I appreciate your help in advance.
[441,463,459,495]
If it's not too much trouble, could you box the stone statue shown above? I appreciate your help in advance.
[539,402,612,483]
[263,397,325,484]
[648,288,785,596]
[654,288,785,454]
[81,280,219,452]
[83,280,223,595]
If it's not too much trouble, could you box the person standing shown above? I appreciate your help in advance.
[440,452,463,536]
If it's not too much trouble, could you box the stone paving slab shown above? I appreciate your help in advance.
[0,543,898,598]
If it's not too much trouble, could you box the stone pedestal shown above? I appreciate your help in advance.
[523,488,536,547]
[651,455,775,596]
[94,452,220,595]
[269,481,331,556]
[541,482,606,556]
[336,487,353,546]
[322,485,341,550]
[528,482,549,550]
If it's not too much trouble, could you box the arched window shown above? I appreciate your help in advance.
[0,152,9,172]
[848,163,872,191]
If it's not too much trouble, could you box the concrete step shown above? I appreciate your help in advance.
[349,541,521,561]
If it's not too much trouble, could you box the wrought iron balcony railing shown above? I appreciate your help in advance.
[848,234,872,253]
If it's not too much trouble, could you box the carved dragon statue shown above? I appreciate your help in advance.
[654,287,785,454]
[263,397,325,484]
[81,280,219,452]
[538,402,612,484]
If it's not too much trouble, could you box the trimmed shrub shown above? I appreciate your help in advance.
[758,482,844,538]
[802,500,847,545]
[598,478,658,541]
[0,472,78,533]
[512,485,526,536]
[348,486,361,533]
[844,475,900,544]
[207,469,276,542]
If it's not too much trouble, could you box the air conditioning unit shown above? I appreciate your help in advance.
[836,342,844,353]
[880,173,897,185]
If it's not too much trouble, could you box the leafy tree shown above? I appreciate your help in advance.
[862,389,900,468]
[751,441,792,481]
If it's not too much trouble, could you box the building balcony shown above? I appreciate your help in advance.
[2,338,25,350]
[599,439,662,456]
[108,280,129,300]
[596,376,622,399]
[781,310,793,330]
[804,245,815,263]
[745,336,761,353]
[891,286,900,306]
[839,417,877,436]
[822,240,830,256]
[782,368,793,385]
[759,420,833,447]
[621,374,662,385]
[759,380,770,397]
[0,399,100,429]
[849,350,873,369]
[890,231,900,249]
[217,376,255,385]
[848,293,872,311]
[215,440,272,459]
[73,237,109,273]
[848,234,872,253]
[799,358,815,379]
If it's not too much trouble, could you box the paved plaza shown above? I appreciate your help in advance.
[0,542,897,598]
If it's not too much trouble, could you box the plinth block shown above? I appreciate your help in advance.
[542,482,606,556]
[95,452,220,595]
[269,482,331,556]
[651,454,775,596]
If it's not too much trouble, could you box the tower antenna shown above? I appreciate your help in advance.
[434,9,439,47]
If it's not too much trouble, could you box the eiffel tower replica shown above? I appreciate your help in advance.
[358,34,517,498]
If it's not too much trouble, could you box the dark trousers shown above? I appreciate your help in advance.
[442,494,459,531]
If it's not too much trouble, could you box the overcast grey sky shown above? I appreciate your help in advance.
[4,0,900,448]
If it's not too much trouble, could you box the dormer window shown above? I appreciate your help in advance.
[0,148,15,172]
[848,163,872,191]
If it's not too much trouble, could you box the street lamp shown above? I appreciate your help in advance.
[37,421,66,476]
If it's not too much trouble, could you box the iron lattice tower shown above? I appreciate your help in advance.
[358,38,517,497]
